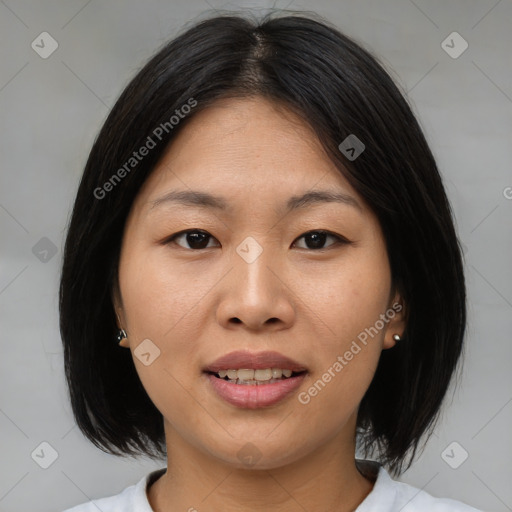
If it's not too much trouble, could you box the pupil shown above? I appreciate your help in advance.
[187,232,209,249]
[306,232,326,249]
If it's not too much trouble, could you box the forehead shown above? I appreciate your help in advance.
[132,96,362,215]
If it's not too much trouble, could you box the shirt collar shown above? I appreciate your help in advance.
[136,462,397,512]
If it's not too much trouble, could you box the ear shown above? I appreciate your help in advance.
[111,280,130,348]
[382,291,406,350]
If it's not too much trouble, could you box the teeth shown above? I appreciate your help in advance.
[216,368,297,382]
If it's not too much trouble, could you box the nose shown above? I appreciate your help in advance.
[216,242,296,332]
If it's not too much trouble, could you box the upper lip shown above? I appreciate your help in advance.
[204,350,308,373]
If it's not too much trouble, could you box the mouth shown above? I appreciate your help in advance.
[202,350,309,408]
[205,368,308,385]
[203,368,309,409]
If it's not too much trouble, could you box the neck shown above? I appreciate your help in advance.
[147,419,375,512]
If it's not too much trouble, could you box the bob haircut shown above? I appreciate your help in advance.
[59,10,466,476]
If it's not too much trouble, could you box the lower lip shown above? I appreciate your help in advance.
[205,372,307,409]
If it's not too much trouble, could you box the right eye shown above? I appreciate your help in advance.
[165,229,220,250]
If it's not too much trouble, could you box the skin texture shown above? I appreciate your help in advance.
[113,96,405,512]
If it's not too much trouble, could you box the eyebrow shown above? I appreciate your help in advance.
[147,189,363,215]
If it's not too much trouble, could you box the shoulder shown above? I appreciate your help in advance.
[391,475,483,511]
[357,462,484,512]
[62,468,165,512]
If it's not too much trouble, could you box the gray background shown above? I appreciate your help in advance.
[0,1,511,511]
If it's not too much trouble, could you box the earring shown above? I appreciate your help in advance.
[117,329,127,345]
[392,334,401,342]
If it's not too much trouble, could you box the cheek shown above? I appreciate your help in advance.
[118,239,232,353]
[298,245,391,413]
[119,242,208,339]
[117,245,210,420]
[309,247,391,346]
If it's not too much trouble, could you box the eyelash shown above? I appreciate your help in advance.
[163,229,351,251]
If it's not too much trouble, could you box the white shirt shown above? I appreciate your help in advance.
[63,464,483,511]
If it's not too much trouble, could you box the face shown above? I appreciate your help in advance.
[114,96,404,470]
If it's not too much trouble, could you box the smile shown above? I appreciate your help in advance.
[204,370,308,409]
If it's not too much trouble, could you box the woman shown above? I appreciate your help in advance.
[60,11,482,512]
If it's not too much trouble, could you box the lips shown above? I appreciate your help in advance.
[203,350,308,373]
[205,371,307,408]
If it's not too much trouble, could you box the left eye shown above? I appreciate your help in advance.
[294,230,347,250]
[165,229,348,251]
